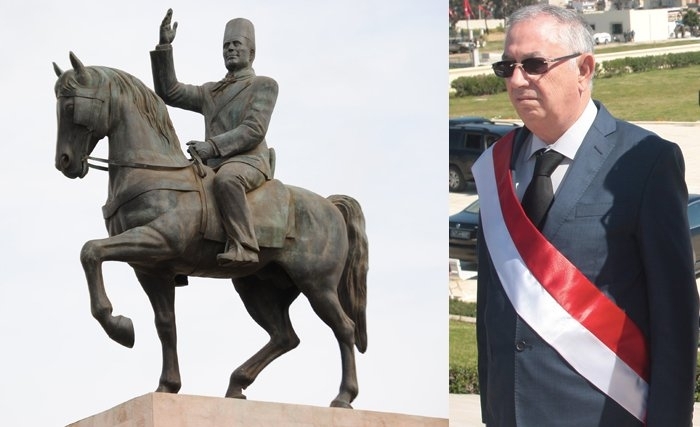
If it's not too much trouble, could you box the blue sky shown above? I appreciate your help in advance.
[0,1,447,424]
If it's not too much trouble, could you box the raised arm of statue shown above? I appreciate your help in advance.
[159,8,178,45]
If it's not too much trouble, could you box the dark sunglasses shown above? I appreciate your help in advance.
[492,52,582,78]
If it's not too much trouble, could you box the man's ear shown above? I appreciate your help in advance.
[250,48,256,63]
[578,53,595,84]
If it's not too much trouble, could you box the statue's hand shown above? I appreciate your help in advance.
[159,8,178,45]
[187,140,217,161]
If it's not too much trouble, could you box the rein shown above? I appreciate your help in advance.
[85,152,207,177]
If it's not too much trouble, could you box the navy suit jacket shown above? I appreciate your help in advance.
[476,102,698,426]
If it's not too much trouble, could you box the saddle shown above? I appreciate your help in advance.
[174,171,294,286]
[101,168,295,249]
[198,175,296,248]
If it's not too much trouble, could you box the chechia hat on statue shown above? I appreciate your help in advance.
[224,18,255,50]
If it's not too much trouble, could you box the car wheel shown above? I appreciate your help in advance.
[449,165,465,192]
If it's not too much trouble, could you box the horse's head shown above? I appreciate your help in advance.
[53,52,110,178]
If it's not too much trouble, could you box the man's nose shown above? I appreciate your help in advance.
[508,65,529,86]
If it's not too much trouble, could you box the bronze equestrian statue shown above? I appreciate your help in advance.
[52,18,368,408]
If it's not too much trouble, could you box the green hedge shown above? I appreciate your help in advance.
[451,51,700,96]
[449,297,477,317]
[449,364,480,394]
[596,51,700,77]
[452,362,700,399]
[451,74,506,97]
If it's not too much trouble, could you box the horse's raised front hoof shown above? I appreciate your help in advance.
[106,315,135,348]
[330,399,353,409]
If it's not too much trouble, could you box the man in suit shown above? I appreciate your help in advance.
[151,9,278,267]
[473,4,698,426]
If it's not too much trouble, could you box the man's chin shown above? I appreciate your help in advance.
[515,106,546,124]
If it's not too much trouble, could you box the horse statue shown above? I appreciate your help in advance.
[52,52,368,409]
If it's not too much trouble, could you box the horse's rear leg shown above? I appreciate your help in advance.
[226,276,300,399]
[305,286,358,409]
[135,271,181,394]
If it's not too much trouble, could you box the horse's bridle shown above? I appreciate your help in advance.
[64,89,206,178]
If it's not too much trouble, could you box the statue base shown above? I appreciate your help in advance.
[67,392,448,426]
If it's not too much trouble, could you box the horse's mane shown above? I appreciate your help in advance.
[55,66,180,147]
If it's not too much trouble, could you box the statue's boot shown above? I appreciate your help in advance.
[217,240,259,267]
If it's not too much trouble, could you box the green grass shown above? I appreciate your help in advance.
[590,66,700,121]
[450,65,700,122]
[450,319,477,367]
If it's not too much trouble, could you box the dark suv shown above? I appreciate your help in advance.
[449,117,519,192]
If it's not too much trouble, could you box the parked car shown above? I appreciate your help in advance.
[449,38,475,54]
[449,193,700,273]
[449,116,490,126]
[593,32,612,44]
[449,117,519,192]
[449,198,480,270]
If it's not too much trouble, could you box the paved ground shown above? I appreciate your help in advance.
[449,121,700,426]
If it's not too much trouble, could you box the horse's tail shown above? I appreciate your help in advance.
[328,194,369,353]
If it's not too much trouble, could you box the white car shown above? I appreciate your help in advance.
[593,32,612,44]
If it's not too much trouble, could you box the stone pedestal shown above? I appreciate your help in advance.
[67,392,448,426]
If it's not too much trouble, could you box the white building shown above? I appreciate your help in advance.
[585,8,671,42]
[585,7,691,42]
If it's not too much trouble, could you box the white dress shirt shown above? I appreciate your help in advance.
[513,99,598,200]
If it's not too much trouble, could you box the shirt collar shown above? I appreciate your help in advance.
[527,99,597,161]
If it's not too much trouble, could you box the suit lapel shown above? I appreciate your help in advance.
[510,126,529,170]
[542,102,618,236]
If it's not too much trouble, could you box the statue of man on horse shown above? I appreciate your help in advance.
[53,9,368,408]
[151,9,278,268]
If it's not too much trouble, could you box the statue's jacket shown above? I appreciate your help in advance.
[150,45,278,178]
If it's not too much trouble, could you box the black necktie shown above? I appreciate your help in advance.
[521,149,565,230]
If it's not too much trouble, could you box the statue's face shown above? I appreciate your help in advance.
[223,37,253,72]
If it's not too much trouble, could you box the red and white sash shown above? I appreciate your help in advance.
[472,131,649,422]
